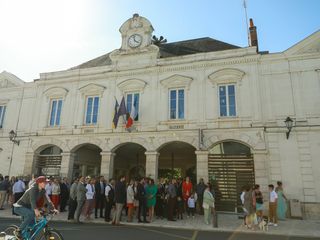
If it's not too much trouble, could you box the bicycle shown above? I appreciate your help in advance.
[4,210,64,240]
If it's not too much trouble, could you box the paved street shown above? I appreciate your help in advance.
[0,218,318,240]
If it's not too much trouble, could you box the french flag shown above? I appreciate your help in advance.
[126,97,138,129]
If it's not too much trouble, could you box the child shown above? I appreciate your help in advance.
[187,193,196,218]
[240,186,247,226]
[268,184,278,226]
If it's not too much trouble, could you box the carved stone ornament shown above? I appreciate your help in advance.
[78,83,106,97]
[160,74,193,90]
[208,68,245,87]
[117,79,147,93]
[120,13,154,35]
[43,87,69,99]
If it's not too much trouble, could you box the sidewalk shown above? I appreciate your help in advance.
[1,206,319,238]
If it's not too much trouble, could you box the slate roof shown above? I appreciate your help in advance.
[70,37,240,70]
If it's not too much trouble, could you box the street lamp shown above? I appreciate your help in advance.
[284,117,294,139]
[9,130,20,145]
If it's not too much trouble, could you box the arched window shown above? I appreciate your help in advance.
[209,141,251,156]
[36,145,62,177]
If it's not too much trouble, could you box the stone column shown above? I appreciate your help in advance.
[81,165,87,177]
[145,151,159,180]
[195,150,209,183]
[100,151,115,181]
[252,150,269,188]
[23,152,36,176]
[60,152,76,180]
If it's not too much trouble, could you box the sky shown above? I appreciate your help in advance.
[0,0,319,82]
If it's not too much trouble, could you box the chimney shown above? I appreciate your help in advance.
[249,18,259,52]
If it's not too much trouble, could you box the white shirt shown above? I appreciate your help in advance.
[105,184,112,196]
[127,185,135,204]
[86,184,95,200]
[187,197,196,208]
[240,191,245,204]
[269,190,278,203]
[13,180,25,194]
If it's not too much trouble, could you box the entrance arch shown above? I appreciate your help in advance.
[113,143,146,180]
[72,144,102,178]
[208,141,255,212]
[157,141,196,182]
[35,145,63,177]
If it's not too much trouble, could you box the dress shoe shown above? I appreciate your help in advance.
[143,220,150,223]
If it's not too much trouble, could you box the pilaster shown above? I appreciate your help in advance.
[195,150,209,182]
[100,151,116,181]
[23,152,35,176]
[60,152,76,180]
[145,151,159,180]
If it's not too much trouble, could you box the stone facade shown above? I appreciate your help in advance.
[0,15,319,218]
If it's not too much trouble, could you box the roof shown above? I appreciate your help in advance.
[70,37,240,70]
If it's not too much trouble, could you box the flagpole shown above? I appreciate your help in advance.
[243,0,250,46]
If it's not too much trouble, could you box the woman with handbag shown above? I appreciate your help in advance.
[203,183,214,225]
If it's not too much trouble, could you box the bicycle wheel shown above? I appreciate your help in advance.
[39,229,64,240]
[4,224,18,235]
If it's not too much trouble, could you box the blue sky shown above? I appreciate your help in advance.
[0,0,319,82]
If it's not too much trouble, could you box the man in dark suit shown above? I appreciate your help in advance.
[137,178,149,223]
[167,178,177,221]
[59,177,69,212]
[112,176,126,225]
[104,179,115,222]
[75,176,87,224]
[95,176,106,218]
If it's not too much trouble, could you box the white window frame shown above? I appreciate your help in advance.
[168,88,185,120]
[0,105,6,128]
[126,92,140,122]
[84,95,100,125]
[48,98,63,127]
[218,84,237,117]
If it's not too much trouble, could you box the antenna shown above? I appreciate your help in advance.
[243,0,250,46]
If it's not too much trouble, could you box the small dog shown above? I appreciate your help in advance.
[258,218,269,231]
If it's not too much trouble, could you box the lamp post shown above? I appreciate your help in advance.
[9,130,20,145]
[8,130,20,176]
[284,117,294,139]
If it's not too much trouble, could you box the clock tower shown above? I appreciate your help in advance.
[110,14,159,70]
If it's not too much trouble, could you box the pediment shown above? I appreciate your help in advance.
[117,79,147,93]
[160,75,193,89]
[285,30,320,55]
[208,68,245,87]
[79,83,106,96]
[119,14,154,35]
[0,71,24,88]
[43,87,69,99]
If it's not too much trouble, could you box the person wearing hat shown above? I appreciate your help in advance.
[13,176,58,239]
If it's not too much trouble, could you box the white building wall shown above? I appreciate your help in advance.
[0,28,319,218]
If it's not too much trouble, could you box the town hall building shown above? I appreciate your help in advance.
[0,14,319,218]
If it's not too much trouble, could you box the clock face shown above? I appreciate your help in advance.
[128,34,142,48]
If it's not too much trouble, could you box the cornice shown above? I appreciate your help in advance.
[35,54,261,86]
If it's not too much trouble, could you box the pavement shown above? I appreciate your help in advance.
[0,205,319,239]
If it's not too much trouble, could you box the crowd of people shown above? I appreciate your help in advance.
[0,174,216,225]
[240,181,288,230]
[0,173,288,229]
[66,175,214,225]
